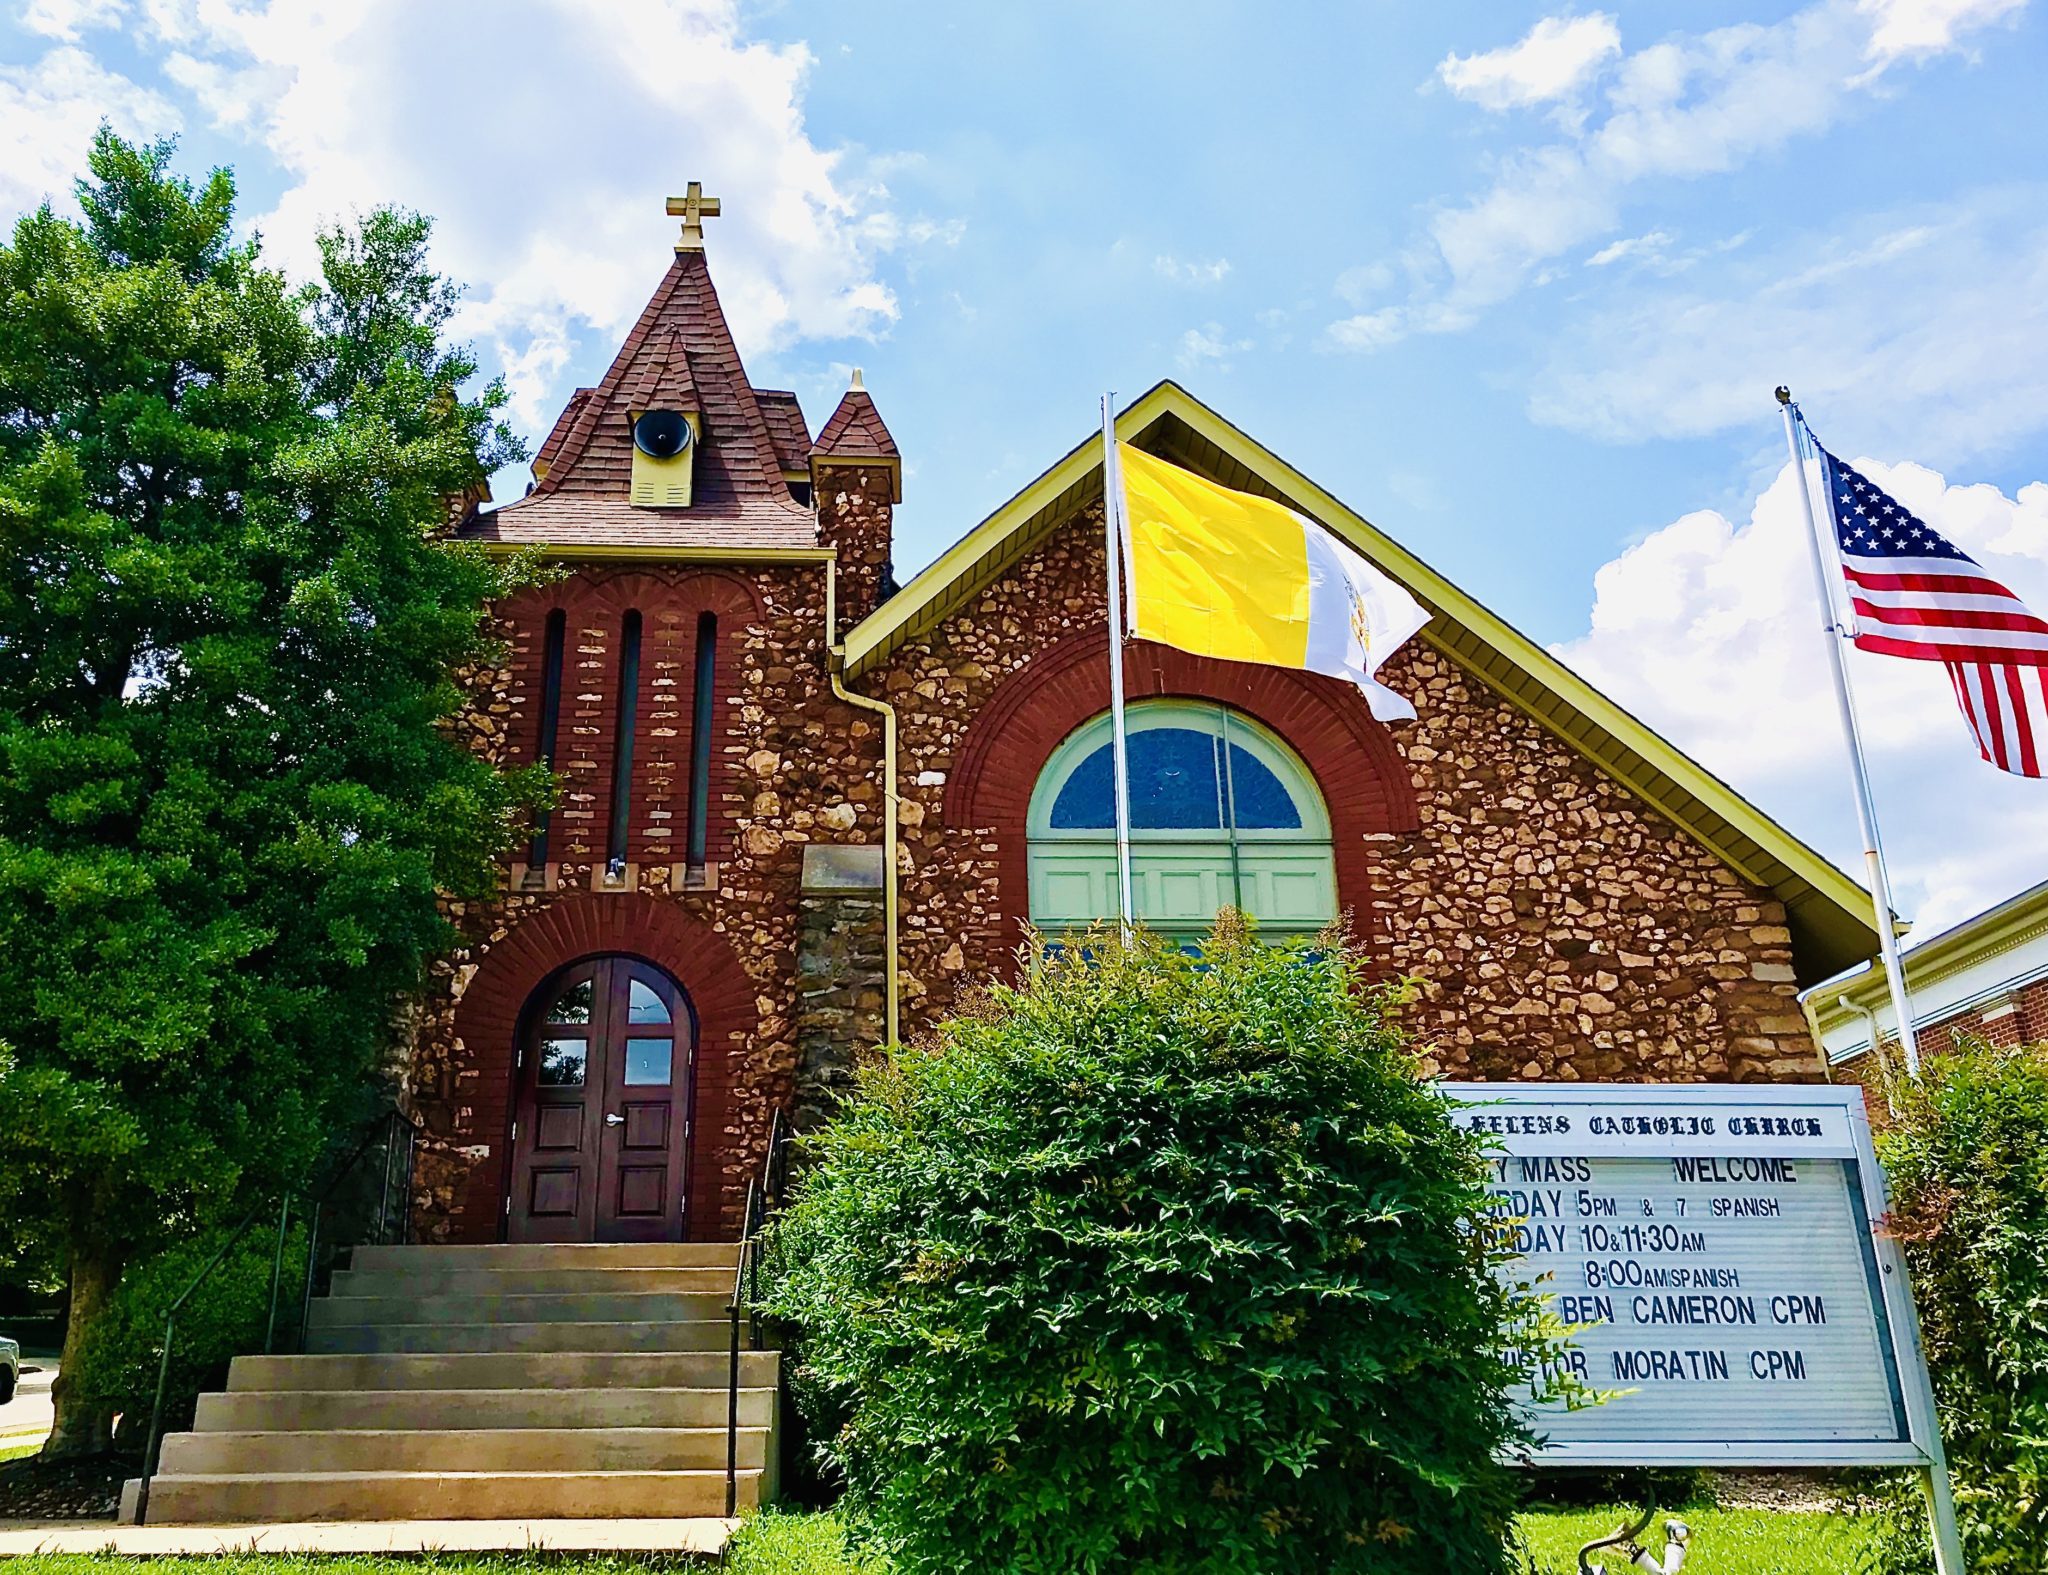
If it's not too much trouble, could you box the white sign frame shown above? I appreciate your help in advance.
[1452,1082,1964,1572]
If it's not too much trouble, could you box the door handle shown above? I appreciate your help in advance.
[605,1113,625,1126]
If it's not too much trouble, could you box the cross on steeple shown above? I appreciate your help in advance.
[666,182,721,252]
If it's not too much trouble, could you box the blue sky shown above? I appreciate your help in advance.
[5,0,2046,940]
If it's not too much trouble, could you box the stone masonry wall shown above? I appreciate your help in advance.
[1374,641,1810,1082]
[408,561,885,1242]
[792,845,889,1131]
[868,502,1815,1083]
[816,462,893,630]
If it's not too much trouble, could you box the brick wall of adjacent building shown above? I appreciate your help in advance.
[871,502,1815,1082]
[1828,973,2048,1101]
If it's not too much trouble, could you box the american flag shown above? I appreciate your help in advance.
[1818,443,2048,777]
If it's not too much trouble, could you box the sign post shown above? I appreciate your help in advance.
[1450,1084,1963,1573]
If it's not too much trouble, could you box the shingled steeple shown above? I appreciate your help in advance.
[812,368,901,624]
[459,210,815,552]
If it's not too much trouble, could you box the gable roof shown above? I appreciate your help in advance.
[457,248,814,553]
[841,379,1881,984]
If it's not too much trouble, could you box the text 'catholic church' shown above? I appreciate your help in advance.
[408,190,1881,1245]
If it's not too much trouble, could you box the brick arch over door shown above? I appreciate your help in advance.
[444,893,756,1241]
[945,629,1420,957]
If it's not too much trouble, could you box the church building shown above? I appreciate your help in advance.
[410,191,1881,1245]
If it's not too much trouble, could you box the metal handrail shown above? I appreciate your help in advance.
[724,1107,791,1517]
[134,1102,421,1524]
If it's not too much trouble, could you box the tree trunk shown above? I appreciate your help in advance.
[44,1241,122,1458]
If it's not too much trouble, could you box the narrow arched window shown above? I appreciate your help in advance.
[527,609,567,869]
[1026,701,1336,941]
[686,612,717,869]
[606,610,643,879]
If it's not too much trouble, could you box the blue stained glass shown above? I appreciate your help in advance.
[1047,727,1301,830]
[1223,746,1300,829]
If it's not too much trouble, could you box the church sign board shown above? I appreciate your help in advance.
[1450,1083,1963,1569]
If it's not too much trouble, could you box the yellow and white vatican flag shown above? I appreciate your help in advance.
[1115,443,1429,720]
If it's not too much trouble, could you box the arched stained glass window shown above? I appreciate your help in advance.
[1027,702,1336,940]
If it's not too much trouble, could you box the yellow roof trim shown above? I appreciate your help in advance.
[843,380,1880,982]
[474,543,836,564]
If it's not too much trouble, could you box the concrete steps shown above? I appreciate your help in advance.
[129,1242,778,1525]
[160,1426,770,1473]
[137,1469,763,1524]
[304,1320,733,1354]
[227,1351,777,1391]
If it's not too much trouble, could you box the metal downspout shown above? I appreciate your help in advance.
[1847,996,1901,1117]
[823,559,901,1046]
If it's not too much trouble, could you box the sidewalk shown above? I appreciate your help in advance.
[0,1518,738,1556]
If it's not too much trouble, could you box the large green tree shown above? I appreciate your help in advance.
[0,132,541,1453]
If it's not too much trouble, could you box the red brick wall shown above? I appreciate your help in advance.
[942,625,1418,964]
[412,562,886,1242]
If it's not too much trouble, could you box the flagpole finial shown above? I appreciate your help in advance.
[1774,385,1793,406]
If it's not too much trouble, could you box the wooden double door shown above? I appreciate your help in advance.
[508,956,695,1242]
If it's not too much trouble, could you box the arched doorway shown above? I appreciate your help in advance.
[507,956,696,1243]
[1027,701,1337,943]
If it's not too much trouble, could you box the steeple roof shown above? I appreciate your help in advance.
[812,372,901,502]
[458,247,816,553]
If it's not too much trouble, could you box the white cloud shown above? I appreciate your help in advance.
[1436,14,1622,111]
[0,46,181,221]
[1339,0,2025,352]
[19,0,128,40]
[1586,229,1670,267]
[1154,254,1232,286]
[75,0,938,444]
[1858,0,2027,61]
[1528,194,2048,455]
[1175,322,1253,372]
[1553,458,2048,935]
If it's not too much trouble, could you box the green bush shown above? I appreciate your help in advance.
[69,1219,307,1434]
[763,922,1577,1575]
[1871,1042,2048,1571]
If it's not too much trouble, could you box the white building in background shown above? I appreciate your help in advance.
[1803,879,2048,1080]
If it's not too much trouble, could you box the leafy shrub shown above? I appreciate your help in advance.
[69,1220,307,1435]
[763,922,1575,1575]
[1869,1042,2048,1571]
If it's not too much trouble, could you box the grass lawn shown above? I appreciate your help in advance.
[0,1506,1879,1574]
[727,1505,1881,1574]
[0,1440,44,1464]
[1517,1505,1878,1572]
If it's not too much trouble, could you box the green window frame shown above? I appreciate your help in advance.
[1026,700,1337,940]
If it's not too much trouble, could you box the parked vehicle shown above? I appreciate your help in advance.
[0,1336,17,1404]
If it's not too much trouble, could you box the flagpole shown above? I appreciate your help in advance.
[1775,388,1924,1081]
[1101,395,1137,938]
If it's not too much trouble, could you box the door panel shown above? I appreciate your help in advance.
[508,958,693,1243]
